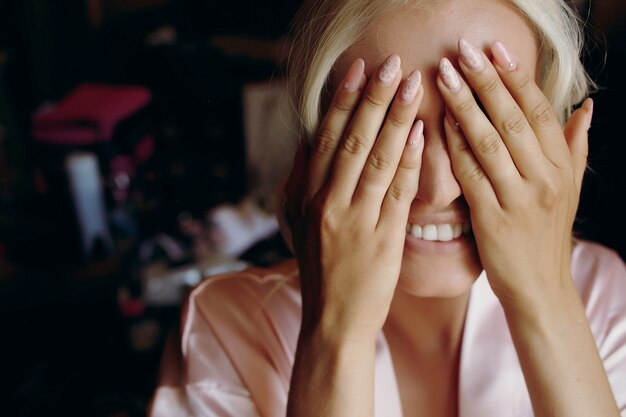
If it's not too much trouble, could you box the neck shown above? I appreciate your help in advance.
[384,288,470,357]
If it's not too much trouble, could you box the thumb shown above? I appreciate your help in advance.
[563,98,593,193]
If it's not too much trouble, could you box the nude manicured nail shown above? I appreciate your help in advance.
[401,70,422,103]
[379,54,401,85]
[343,58,365,92]
[407,120,424,148]
[492,41,517,71]
[439,58,462,92]
[459,39,485,72]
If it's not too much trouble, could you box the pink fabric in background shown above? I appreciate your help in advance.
[32,83,151,145]
[149,240,626,417]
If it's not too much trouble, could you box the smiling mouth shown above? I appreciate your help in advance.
[405,222,472,242]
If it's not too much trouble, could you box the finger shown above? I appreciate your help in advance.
[490,40,570,169]
[456,38,548,180]
[377,120,424,230]
[327,54,403,200]
[353,70,424,205]
[437,57,522,199]
[443,109,499,209]
[563,98,592,193]
[305,58,366,201]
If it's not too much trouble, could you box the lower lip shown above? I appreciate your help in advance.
[404,231,475,255]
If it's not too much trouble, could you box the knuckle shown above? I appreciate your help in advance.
[387,183,413,202]
[330,97,354,114]
[537,179,562,208]
[342,130,369,155]
[462,165,486,183]
[477,131,502,155]
[315,127,338,154]
[514,73,532,91]
[399,157,420,171]
[451,137,471,154]
[367,150,394,171]
[398,149,422,171]
[311,198,337,229]
[385,112,408,129]
[531,101,554,127]
[479,76,500,95]
[454,99,475,115]
[501,110,526,136]
[362,90,388,110]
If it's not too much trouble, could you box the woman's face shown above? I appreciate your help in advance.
[330,0,540,297]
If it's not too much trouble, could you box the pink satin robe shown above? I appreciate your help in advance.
[149,240,626,416]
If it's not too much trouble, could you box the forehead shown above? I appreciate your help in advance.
[333,0,539,84]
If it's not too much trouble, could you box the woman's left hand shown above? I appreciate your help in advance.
[437,39,593,307]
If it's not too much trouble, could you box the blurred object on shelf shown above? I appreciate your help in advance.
[141,251,249,306]
[138,233,188,265]
[86,0,173,28]
[211,35,288,65]
[65,152,114,260]
[146,24,178,46]
[243,79,298,211]
[32,83,151,146]
[27,82,155,266]
[206,197,279,258]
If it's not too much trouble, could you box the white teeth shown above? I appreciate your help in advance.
[406,221,471,241]
[437,224,454,242]
[422,224,437,240]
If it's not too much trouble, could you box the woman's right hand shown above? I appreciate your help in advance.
[284,54,425,342]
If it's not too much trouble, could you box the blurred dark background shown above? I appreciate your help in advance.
[0,1,624,416]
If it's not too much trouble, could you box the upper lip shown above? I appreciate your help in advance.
[408,198,471,225]
[407,213,469,225]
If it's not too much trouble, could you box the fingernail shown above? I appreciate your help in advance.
[492,41,517,71]
[459,38,485,72]
[407,120,424,148]
[379,54,401,85]
[401,70,422,104]
[439,58,462,92]
[343,58,365,92]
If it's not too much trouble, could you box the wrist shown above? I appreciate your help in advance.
[500,276,583,330]
[300,296,386,345]
[299,310,381,348]
[289,316,377,417]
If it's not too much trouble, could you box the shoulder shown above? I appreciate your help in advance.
[161,259,301,416]
[571,239,626,345]
[179,259,302,384]
[571,239,626,306]
[571,241,626,414]
[184,258,301,328]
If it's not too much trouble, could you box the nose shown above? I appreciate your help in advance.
[415,85,462,208]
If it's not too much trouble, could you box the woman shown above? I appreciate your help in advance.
[150,0,626,415]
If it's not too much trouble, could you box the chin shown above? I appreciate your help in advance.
[397,240,483,298]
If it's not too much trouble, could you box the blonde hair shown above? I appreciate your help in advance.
[286,0,592,138]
